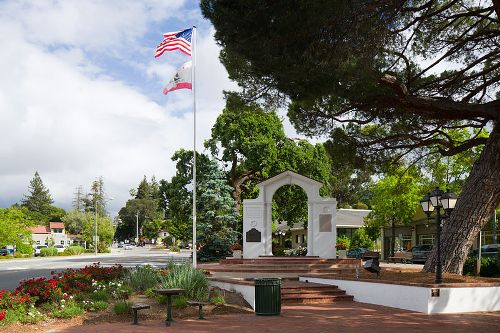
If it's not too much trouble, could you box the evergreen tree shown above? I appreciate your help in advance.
[83,177,108,217]
[197,160,239,262]
[21,171,54,216]
[136,176,151,199]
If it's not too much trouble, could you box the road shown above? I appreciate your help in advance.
[0,246,192,291]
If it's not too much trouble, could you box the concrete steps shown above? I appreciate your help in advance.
[281,281,353,304]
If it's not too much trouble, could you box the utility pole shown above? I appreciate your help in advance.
[136,212,139,244]
[73,186,84,211]
[94,195,98,255]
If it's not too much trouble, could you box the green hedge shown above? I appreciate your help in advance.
[15,243,33,256]
[40,247,58,257]
[463,256,499,277]
[63,245,85,255]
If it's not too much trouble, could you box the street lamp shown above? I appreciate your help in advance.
[274,231,286,246]
[420,187,457,284]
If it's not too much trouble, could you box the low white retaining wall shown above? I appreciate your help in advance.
[209,280,255,310]
[299,276,500,314]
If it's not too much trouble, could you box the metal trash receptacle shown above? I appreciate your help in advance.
[255,278,281,315]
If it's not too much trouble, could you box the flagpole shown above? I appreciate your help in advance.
[192,25,197,269]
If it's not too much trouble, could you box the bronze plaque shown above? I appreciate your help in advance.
[246,228,261,242]
[319,214,332,232]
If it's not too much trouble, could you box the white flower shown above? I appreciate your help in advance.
[69,296,73,300]
[61,305,65,308]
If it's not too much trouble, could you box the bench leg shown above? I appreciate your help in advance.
[132,309,138,325]
[198,304,205,320]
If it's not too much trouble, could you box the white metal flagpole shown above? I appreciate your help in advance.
[192,26,197,268]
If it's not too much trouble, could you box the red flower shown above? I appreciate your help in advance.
[0,311,6,321]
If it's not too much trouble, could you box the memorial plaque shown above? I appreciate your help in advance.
[246,228,261,242]
[319,214,332,232]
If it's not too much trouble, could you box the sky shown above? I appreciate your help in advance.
[0,0,305,216]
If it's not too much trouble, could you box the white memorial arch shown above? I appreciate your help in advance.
[242,171,337,259]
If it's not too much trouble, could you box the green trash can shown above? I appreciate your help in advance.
[255,278,281,315]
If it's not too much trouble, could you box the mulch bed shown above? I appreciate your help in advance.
[317,266,500,284]
[0,289,253,333]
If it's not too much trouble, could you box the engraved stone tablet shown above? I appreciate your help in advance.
[319,214,332,232]
[246,228,261,242]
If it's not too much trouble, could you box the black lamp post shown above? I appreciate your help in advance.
[420,187,458,284]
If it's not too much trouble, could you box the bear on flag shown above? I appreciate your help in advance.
[163,61,192,95]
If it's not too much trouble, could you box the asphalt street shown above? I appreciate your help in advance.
[0,246,192,291]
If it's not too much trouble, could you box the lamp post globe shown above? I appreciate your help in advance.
[420,187,458,284]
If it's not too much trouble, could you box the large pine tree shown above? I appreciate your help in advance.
[21,171,54,216]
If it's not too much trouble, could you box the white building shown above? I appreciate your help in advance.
[30,222,78,247]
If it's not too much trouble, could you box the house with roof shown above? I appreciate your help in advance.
[30,222,81,247]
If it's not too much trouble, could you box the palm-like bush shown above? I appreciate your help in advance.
[158,263,208,301]
[124,265,160,292]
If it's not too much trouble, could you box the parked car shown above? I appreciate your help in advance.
[117,242,124,248]
[347,248,368,259]
[124,244,133,250]
[34,245,48,256]
[411,245,433,263]
[0,248,9,256]
[54,245,65,253]
[478,244,498,257]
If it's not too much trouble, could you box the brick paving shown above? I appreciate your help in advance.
[55,302,500,333]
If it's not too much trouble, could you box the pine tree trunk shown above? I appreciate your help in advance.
[423,121,500,274]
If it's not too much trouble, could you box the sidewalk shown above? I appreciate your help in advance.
[55,302,500,333]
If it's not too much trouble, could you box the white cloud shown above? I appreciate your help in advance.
[0,1,237,216]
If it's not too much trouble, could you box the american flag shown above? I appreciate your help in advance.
[155,28,192,58]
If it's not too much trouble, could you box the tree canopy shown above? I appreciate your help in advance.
[21,171,54,217]
[202,0,500,274]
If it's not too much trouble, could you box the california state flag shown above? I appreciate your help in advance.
[163,61,192,95]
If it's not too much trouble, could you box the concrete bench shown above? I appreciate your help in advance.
[132,303,150,325]
[187,300,210,319]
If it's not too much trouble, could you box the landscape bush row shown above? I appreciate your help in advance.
[0,262,215,327]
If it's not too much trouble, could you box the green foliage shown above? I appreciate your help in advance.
[115,176,164,241]
[197,159,239,262]
[173,295,188,308]
[124,265,159,292]
[62,210,87,235]
[113,301,132,315]
[15,243,33,256]
[463,256,499,278]
[350,228,374,249]
[0,207,33,247]
[52,301,84,319]
[21,171,54,216]
[80,214,114,251]
[169,245,180,252]
[90,290,109,302]
[40,247,58,257]
[367,167,421,229]
[211,294,225,305]
[144,287,155,298]
[63,246,85,255]
[352,202,369,210]
[336,235,350,250]
[82,300,108,312]
[158,264,209,301]
[159,150,212,241]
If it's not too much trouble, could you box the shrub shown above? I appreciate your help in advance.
[211,295,225,305]
[158,264,208,301]
[336,235,350,250]
[82,300,108,312]
[284,246,307,256]
[124,265,159,292]
[350,228,374,249]
[173,295,188,308]
[16,277,58,303]
[169,245,180,252]
[63,246,85,256]
[113,301,132,315]
[40,247,58,257]
[272,244,286,256]
[463,256,499,277]
[91,290,109,302]
[15,243,33,256]
[14,252,24,258]
[52,301,84,319]
[144,287,155,298]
